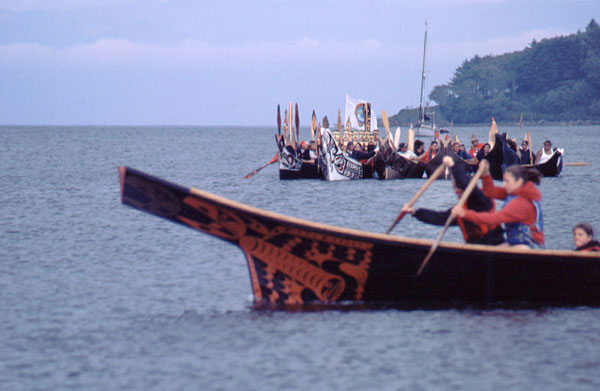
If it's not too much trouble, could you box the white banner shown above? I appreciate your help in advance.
[344,94,378,132]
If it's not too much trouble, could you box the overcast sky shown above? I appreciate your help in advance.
[0,0,597,126]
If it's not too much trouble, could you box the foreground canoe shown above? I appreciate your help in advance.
[119,166,600,309]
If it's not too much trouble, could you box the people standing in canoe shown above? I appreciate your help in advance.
[535,140,553,164]
[452,164,544,249]
[573,223,600,251]
[517,139,532,165]
[401,157,505,245]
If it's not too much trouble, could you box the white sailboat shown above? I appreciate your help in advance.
[411,20,436,137]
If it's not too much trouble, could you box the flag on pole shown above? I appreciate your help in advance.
[344,94,378,132]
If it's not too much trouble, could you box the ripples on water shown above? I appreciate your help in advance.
[1,125,600,390]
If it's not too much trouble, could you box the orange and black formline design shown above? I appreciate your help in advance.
[121,168,373,306]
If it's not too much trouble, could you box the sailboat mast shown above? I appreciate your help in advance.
[418,20,428,125]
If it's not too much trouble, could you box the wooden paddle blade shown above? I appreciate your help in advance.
[295,103,299,142]
[243,154,278,179]
[311,110,316,140]
[277,104,281,135]
[565,162,591,167]
[381,109,393,140]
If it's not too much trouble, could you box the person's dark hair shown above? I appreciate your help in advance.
[431,140,438,145]
[414,140,424,150]
[573,222,594,237]
[504,164,542,185]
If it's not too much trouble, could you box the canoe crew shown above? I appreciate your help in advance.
[518,139,532,165]
[401,157,505,245]
[422,140,438,163]
[475,143,491,162]
[348,141,376,161]
[414,140,426,160]
[452,141,476,162]
[535,140,553,165]
[452,164,545,249]
[398,142,419,161]
[573,223,600,251]
[468,135,484,159]
[300,140,317,161]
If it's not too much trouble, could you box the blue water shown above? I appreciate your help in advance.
[2,124,600,390]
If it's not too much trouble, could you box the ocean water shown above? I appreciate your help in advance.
[2,124,600,390]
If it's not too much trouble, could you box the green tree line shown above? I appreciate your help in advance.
[396,19,600,125]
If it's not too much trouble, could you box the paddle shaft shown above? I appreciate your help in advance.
[416,161,488,275]
[386,163,446,234]
[243,153,278,179]
[565,162,591,166]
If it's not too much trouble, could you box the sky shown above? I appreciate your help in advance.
[0,0,598,126]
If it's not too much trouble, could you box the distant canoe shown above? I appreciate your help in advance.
[534,148,563,177]
[376,138,425,179]
[486,133,521,181]
[119,166,600,309]
[318,128,372,181]
[276,135,322,180]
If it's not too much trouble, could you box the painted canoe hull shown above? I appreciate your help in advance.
[276,135,323,180]
[119,166,600,309]
[535,149,563,177]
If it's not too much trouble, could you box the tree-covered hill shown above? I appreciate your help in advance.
[390,19,600,126]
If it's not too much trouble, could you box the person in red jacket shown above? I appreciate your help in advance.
[452,164,544,249]
[573,222,600,251]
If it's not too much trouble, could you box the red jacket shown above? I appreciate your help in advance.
[463,175,545,246]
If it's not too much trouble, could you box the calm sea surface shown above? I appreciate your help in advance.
[2,124,600,390]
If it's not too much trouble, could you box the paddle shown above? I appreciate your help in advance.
[277,104,281,136]
[243,153,278,179]
[381,109,394,141]
[416,160,488,275]
[385,163,447,234]
[523,162,591,168]
[295,103,299,145]
[565,162,591,166]
[528,132,533,164]
[311,110,317,140]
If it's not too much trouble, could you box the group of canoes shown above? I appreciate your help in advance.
[276,117,564,182]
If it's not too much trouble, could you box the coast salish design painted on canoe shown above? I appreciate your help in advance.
[276,134,321,180]
[120,166,600,309]
[319,128,363,180]
[120,167,370,306]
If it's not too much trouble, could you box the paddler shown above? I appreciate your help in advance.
[452,164,544,249]
[401,157,505,245]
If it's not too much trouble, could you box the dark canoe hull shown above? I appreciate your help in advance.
[279,161,322,180]
[376,141,426,179]
[485,133,521,181]
[119,166,600,309]
[423,138,467,179]
[535,150,563,177]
